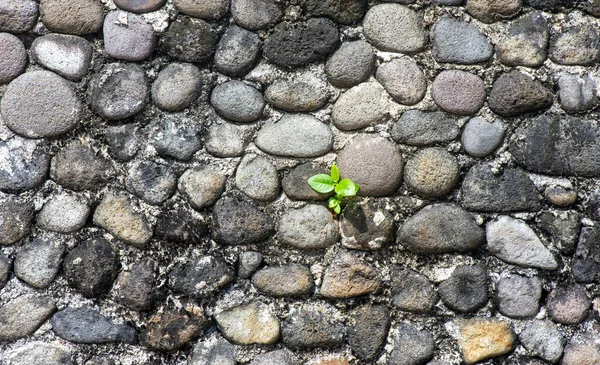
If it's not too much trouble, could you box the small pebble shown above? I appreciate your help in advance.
[488,70,553,117]
[545,186,578,207]
[211,80,265,123]
[320,251,382,299]
[404,147,460,198]
[252,264,314,297]
[153,120,202,161]
[363,4,426,53]
[104,11,156,61]
[461,117,505,158]
[0,197,33,245]
[496,12,549,67]
[125,160,177,205]
[231,0,281,30]
[549,25,600,66]
[114,0,166,13]
[31,34,92,81]
[0,294,55,341]
[431,70,486,115]
[141,310,207,351]
[0,0,38,33]
[214,25,261,76]
[205,121,252,158]
[431,17,493,64]
[174,0,228,19]
[347,305,390,362]
[388,323,435,365]
[326,40,375,88]
[38,193,90,233]
[439,264,489,313]
[278,204,338,249]
[93,193,153,248]
[457,318,516,364]
[547,285,591,325]
[50,143,113,191]
[212,197,274,245]
[168,256,234,297]
[340,201,395,251]
[151,63,203,111]
[235,154,280,201]
[14,237,65,288]
[238,251,263,279]
[51,306,137,344]
[496,274,542,318]
[281,304,345,349]
[466,0,521,23]
[391,267,438,313]
[178,166,227,209]
[0,33,27,84]
[265,79,328,112]
[215,302,280,345]
[391,110,460,146]
[39,0,104,35]
[558,73,598,113]
[376,57,426,105]
[160,17,218,63]
[519,320,564,363]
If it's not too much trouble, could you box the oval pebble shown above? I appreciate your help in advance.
[38,193,90,233]
[404,148,460,198]
[255,114,333,157]
[235,154,280,201]
[231,0,281,30]
[331,82,390,131]
[363,4,426,53]
[174,0,228,19]
[31,33,93,81]
[431,17,493,64]
[0,0,38,33]
[39,0,104,35]
[278,205,339,249]
[104,11,156,62]
[214,25,261,76]
[265,79,328,112]
[114,0,167,13]
[1,71,83,138]
[326,40,375,88]
[210,81,265,123]
[0,33,27,84]
[160,17,218,63]
[376,57,427,105]
[432,70,486,115]
[461,117,505,158]
[151,63,203,112]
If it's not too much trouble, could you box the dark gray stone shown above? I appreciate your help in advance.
[211,81,265,123]
[0,197,33,245]
[537,210,581,255]
[238,251,263,279]
[438,264,489,313]
[126,160,177,205]
[50,143,113,191]
[51,306,137,344]
[363,4,426,53]
[496,274,542,318]
[496,12,549,67]
[431,17,493,64]
[168,256,234,297]
[488,71,553,117]
[212,197,274,245]
[155,207,208,244]
[461,117,505,158]
[104,11,156,61]
[252,264,314,297]
[265,79,329,112]
[0,33,27,84]
[282,163,333,201]
[391,110,460,146]
[151,63,203,111]
[14,237,65,288]
[174,0,228,19]
[348,305,390,362]
[326,40,375,88]
[340,200,395,251]
[141,310,208,351]
[116,258,162,311]
[105,124,140,162]
[304,0,366,24]
[153,120,201,161]
[461,164,541,212]
[391,267,438,313]
[0,294,55,341]
[547,286,591,325]
[264,18,339,68]
[281,305,345,349]
[214,25,260,76]
[190,336,237,365]
[63,238,119,298]
[398,203,485,254]
[0,0,37,33]
[160,17,218,63]
[388,323,435,365]
[549,25,600,66]
[573,227,600,283]
[230,0,281,30]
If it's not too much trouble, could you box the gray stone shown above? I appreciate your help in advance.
[5,341,72,365]
[337,134,403,196]
[378,58,426,106]
[431,17,493,64]
[363,4,426,53]
[231,0,281,30]
[320,251,382,299]
[215,301,280,345]
[64,238,119,298]
[0,33,26,84]
[0,294,55,341]
[265,79,328,112]
[435,0,463,4]
[264,18,339,68]
[51,143,113,191]
[281,305,345,349]
[348,305,390,362]
[2,71,83,138]
[496,274,542,318]
[332,82,390,131]
[510,115,600,177]
[214,25,260,76]
[0,254,11,289]
[572,226,600,283]
[115,258,161,311]
[547,286,591,325]
[340,201,395,251]
[304,0,366,24]
[537,210,581,255]
[391,110,460,146]
[235,154,280,201]
[438,264,489,313]
[255,114,333,157]
[31,34,92,81]
[88,63,149,120]
[51,306,137,344]
[0,197,33,245]
[212,197,274,245]
[391,267,438,313]
[486,216,557,270]
[153,120,201,161]
[488,71,553,117]
[388,323,435,365]
[465,0,521,23]
[238,251,263,279]
[126,160,177,205]
[155,207,208,244]
[178,166,227,209]
[211,81,265,123]
[558,74,598,113]
[114,0,166,12]
[404,148,460,198]
[519,320,564,363]
[190,336,237,365]
[168,256,234,297]
[252,264,314,297]
[561,338,600,365]
[151,63,203,111]
[249,350,298,365]
[14,238,64,288]
[0,0,38,33]
[277,204,338,249]
[461,164,541,212]
[174,0,228,18]
[496,12,549,67]
[39,0,104,35]
[104,11,156,61]
[526,0,566,9]
[38,193,89,233]
[398,203,485,254]
[432,70,486,115]
[282,163,333,201]
[326,40,375,88]
[461,117,505,158]
[205,121,252,158]
[93,193,153,248]
[549,25,600,66]
[160,17,218,63]
[105,124,140,161]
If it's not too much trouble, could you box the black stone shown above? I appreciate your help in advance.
[348,304,390,361]
[537,210,581,255]
[105,124,140,162]
[488,71,553,117]
[281,306,345,349]
[0,139,49,193]
[51,306,137,344]
[160,17,218,63]
[388,323,435,365]
[212,197,274,245]
[155,207,208,244]
[0,197,33,245]
[116,258,163,311]
[125,160,177,205]
[168,256,234,297]
[391,267,438,313]
[140,310,208,351]
[573,227,600,283]
[304,0,367,24]
[438,264,489,313]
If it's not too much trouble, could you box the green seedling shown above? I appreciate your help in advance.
[307,164,359,214]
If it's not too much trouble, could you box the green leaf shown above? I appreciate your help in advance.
[308,174,335,193]
[330,164,340,183]
[333,204,341,214]
[328,196,339,209]
[334,179,360,197]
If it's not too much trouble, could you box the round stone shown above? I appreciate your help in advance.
[278,205,339,249]
[160,17,218,63]
[1,71,83,138]
[388,324,435,365]
[0,138,49,193]
[231,0,281,30]
[152,120,201,161]
[210,81,265,123]
[461,117,505,158]
[205,121,253,158]
[114,0,166,13]
[547,286,591,325]
[466,0,521,23]
[151,63,203,112]
[265,79,328,112]
[235,154,280,201]
[38,193,90,233]
[0,0,38,33]
[104,11,156,62]
[215,302,280,345]
[14,238,65,288]
[252,264,314,297]
[519,320,565,363]
[39,0,105,35]
[30,33,93,81]
[326,40,375,88]
[404,147,460,198]
[545,186,578,207]
[363,4,426,53]
[88,63,149,120]
[320,251,382,299]
[496,274,542,318]
[178,166,227,210]
[255,114,333,157]
[376,57,426,105]
[558,74,598,113]
[431,70,486,115]
[0,33,27,84]
[391,267,438,313]
[331,82,390,131]
[488,70,553,117]
[337,134,403,196]
[214,25,261,76]
[125,160,177,205]
[174,0,228,19]
[431,17,493,64]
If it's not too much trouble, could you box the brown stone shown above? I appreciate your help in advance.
[457,318,516,364]
[140,309,209,352]
[252,265,314,297]
[40,0,105,35]
[308,357,350,365]
[466,0,521,23]
[93,193,153,248]
[320,251,382,299]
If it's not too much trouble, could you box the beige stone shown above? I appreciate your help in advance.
[215,301,280,345]
[457,318,516,364]
[93,193,153,248]
[320,251,382,299]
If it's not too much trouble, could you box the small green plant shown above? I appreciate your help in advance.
[307,164,359,214]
